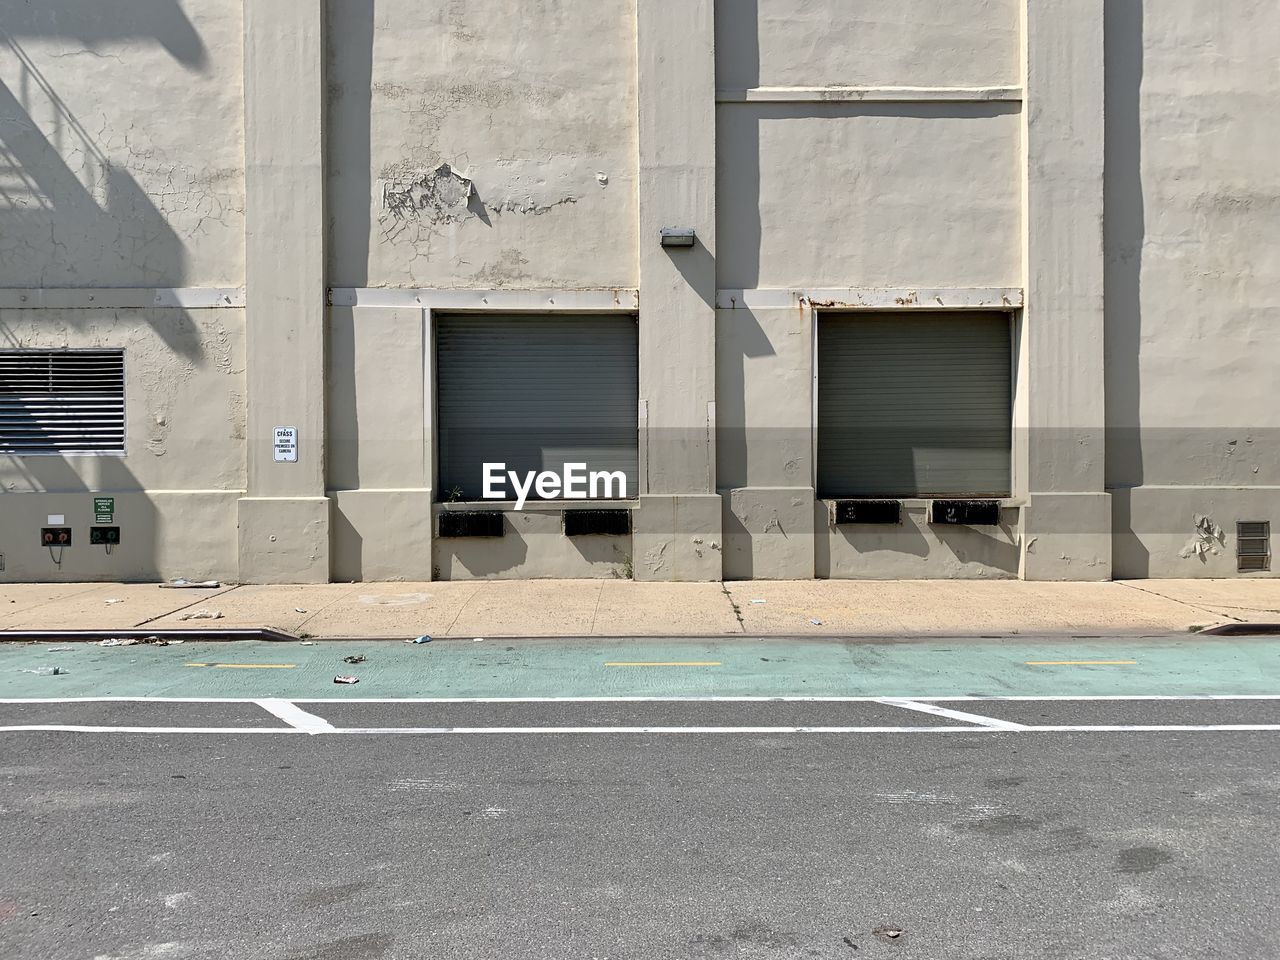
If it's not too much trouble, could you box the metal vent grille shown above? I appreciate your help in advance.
[0,350,126,454]
[1238,521,1271,573]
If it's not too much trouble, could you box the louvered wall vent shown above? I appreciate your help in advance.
[0,350,126,454]
[1237,521,1271,573]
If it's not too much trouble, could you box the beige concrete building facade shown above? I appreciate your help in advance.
[0,0,1275,584]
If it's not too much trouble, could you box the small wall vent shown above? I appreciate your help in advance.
[1237,521,1271,572]
[439,511,504,539]
[564,509,631,537]
[834,500,902,525]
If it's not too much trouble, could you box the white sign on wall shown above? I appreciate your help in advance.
[273,426,299,463]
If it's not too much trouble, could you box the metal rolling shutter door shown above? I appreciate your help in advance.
[436,314,639,501]
[817,313,1012,498]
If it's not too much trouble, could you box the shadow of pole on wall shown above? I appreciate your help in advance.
[1103,0,1148,576]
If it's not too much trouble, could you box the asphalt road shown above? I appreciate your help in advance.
[2,699,1279,960]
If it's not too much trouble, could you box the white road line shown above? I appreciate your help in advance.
[876,697,1026,730]
[331,725,984,734]
[0,726,305,734]
[255,699,336,735]
[916,701,1280,706]
[2,724,1279,735]
[1015,725,1280,733]
[3,695,1280,705]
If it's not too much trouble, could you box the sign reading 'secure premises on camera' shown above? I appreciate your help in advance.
[483,463,626,510]
[273,426,298,463]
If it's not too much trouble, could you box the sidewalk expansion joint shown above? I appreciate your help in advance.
[721,583,746,633]
[132,584,243,628]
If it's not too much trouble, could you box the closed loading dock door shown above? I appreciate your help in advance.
[436,314,639,501]
[817,313,1012,498]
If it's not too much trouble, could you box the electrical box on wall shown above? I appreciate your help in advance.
[41,527,72,546]
[834,500,902,526]
[564,509,632,537]
[929,500,1002,527]
[90,526,121,546]
[439,511,504,539]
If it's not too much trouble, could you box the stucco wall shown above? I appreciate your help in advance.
[714,0,1023,291]
[326,306,426,493]
[1105,0,1280,576]
[0,308,246,493]
[711,0,1026,578]
[715,0,1021,90]
[0,306,246,581]
[716,105,1023,290]
[0,0,1275,584]
[325,0,639,290]
[0,0,245,287]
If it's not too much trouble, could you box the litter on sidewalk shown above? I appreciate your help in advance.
[406,635,432,644]
[333,675,359,685]
[342,655,366,664]
[99,636,183,647]
[104,598,124,605]
[19,666,67,676]
[161,579,221,589]
[178,610,223,621]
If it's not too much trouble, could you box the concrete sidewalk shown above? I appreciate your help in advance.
[1,579,1277,638]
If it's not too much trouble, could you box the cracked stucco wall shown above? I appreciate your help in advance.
[325,0,639,289]
[0,1,245,287]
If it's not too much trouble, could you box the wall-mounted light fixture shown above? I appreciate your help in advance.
[660,227,696,248]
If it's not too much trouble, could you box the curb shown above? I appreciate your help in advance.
[0,628,300,644]
[1200,623,1280,637]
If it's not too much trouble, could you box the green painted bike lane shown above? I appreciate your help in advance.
[2,635,1279,699]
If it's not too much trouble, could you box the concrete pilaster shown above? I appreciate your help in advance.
[237,0,330,583]
[633,0,722,580]
[1020,0,1111,580]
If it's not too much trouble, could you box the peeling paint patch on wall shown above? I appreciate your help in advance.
[376,158,585,237]
[326,0,638,288]
[380,162,476,230]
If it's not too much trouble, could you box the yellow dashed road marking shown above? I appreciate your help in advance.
[1025,660,1137,666]
[604,661,722,668]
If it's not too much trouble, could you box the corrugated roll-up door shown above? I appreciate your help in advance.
[436,314,639,501]
[817,313,1011,498]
